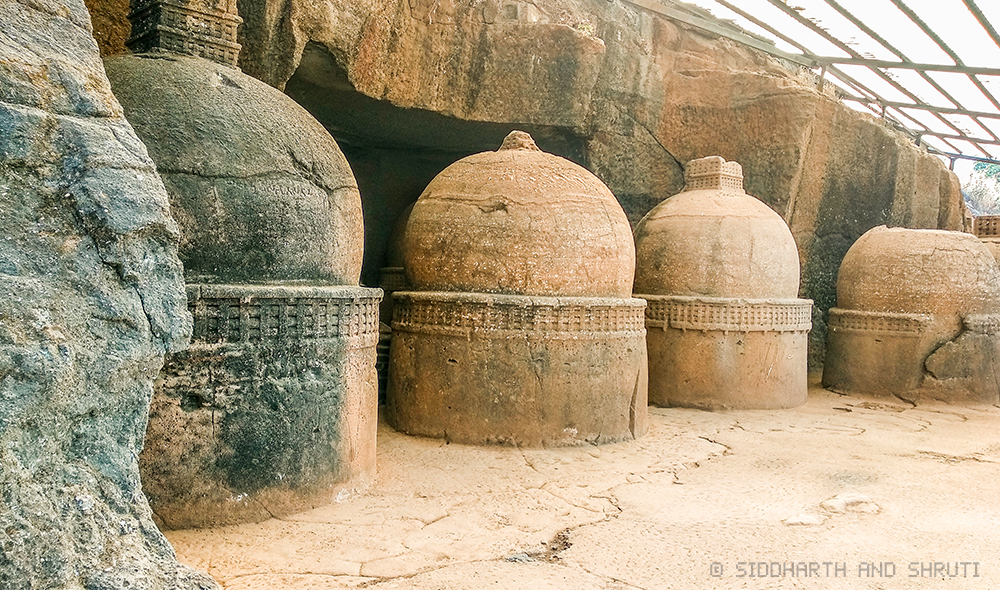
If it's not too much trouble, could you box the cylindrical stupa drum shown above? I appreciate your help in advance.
[823,226,1000,404]
[387,131,648,446]
[633,156,812,410]
[106,53,381,529]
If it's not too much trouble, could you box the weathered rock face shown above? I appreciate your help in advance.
[105,52,380,528]
[0,0,217,587]
[388,131,647,446]
[823,226,1000,404]
[634,157,811,410]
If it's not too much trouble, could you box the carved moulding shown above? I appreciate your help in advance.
[637,295,812,410]
[387,291,648,446]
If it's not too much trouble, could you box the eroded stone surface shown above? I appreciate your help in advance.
[824,226,1000,404]
[105,45,379,528]
[104,53,364,285]
[0,0,217,585]
[143,284,381,530]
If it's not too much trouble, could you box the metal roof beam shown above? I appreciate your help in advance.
[965,0,1000,53]
[886,0,1000,115]
[761,0,970,140]
[842,98,1000,121]
[889,0,963,66]
[710,1,887,106]
[821,0,1000,139]
[808,58,1000,77]
[622,0,817,68]
[705,0,941,142]
[915,132,1000,147]
[927,150,1000,166]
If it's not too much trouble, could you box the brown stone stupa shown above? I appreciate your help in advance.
[633,156,812,410]
[387,131,648,446]
[823,226,1000,404]
[105,0,381,529]
[973,215,1000,261]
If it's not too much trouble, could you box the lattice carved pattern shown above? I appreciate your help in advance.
[641,295,812,333]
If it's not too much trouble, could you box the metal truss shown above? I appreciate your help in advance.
[625,0,1000,167]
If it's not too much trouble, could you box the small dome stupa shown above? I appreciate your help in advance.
[824,226,1000,403]
[972,215,1000,262]
[634,157,800,299]
[633,156,812,410]
[388,131,648,446]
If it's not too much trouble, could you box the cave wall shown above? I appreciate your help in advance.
[86,0,967,366]
[0,0,218,586]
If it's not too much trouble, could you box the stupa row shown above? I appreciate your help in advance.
[105,0,1000,530]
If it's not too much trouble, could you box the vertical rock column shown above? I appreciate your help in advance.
[0,0,218,586]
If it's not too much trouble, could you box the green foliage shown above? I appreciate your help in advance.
[965,163,1000,215]
[973,162,1000,179]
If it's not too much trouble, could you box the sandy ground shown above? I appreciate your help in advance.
[168,378,1000,589]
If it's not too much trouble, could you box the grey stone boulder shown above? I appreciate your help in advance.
[0,0,218,587]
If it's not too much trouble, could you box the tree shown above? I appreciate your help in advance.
[963,162,1000,216]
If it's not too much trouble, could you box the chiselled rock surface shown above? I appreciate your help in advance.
[823,226,1000,404]
[0,0,217,586]
[389,132,647,446]
[634,157,811,410]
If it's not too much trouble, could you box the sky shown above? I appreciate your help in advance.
[678,0,1000,190]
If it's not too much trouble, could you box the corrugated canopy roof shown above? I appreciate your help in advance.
[625,0,1000,167]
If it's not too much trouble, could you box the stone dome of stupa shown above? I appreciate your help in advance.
[104,53,364,285]
[633,156,800,299]
[402,131,635,298]
[836,226,1000,318]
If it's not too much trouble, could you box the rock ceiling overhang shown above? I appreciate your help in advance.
[628,0,1000,166]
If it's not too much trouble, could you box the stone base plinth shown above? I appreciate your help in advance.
[640,295,812,410]
[823,308,1000,404]
[387,291,648,446]
[142,284,382,529]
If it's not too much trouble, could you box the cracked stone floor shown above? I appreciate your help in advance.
[167,377,1000,589]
